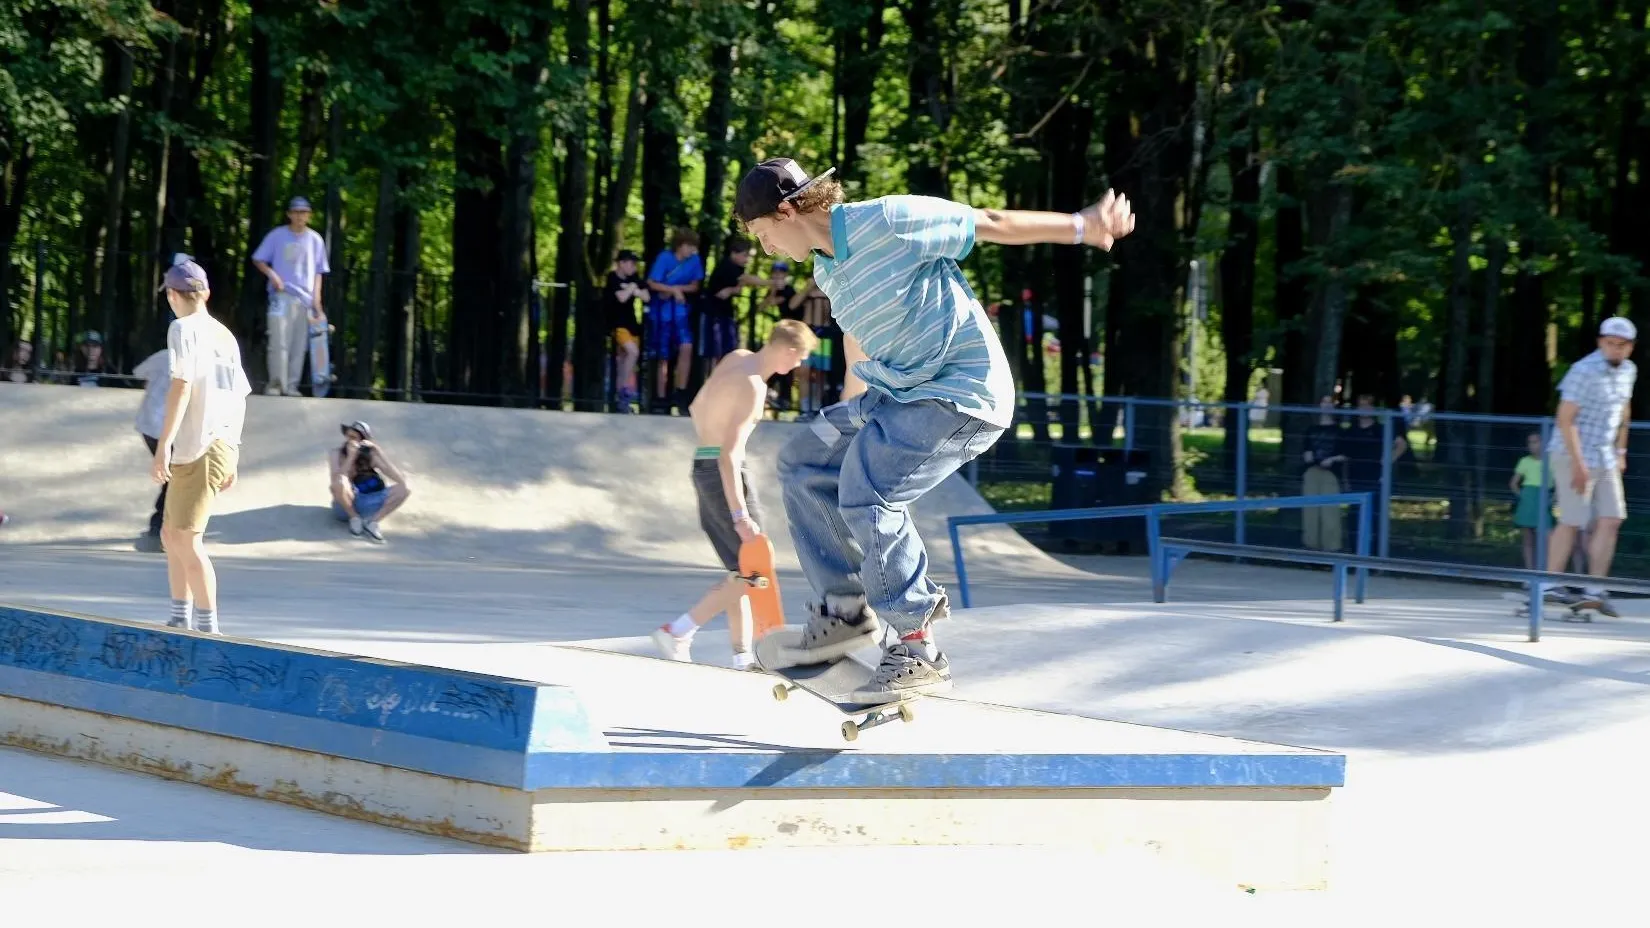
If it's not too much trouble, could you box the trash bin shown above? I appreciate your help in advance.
[1050,445,1152,546]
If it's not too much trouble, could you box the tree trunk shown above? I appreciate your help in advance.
[560,0,597,406]
[449,118,506,400]
[1049,102,1092,439]
[359,166,396,393]
[98,42,136,360]
[697,40,736,255]
[605,70,645,263]
[1305,183,1353,403]
[390,196,420,397]
[1442,165,1475,538]
[240,0,281,339]
[1219,104,1260,476]
[901,0,949,196]
[837,0,886,188]
[642,76,684,262]
[1275,166,1310,409]
[290,69,326,194]
[587,0,614,273]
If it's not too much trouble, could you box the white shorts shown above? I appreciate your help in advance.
[1552,454,1626,527]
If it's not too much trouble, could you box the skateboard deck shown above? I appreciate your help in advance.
[754,627,917,742]
[1501,591,1606,623]
[736,534,784,640]
[309,319,334,398]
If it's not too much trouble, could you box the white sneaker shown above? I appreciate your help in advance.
[348,516,364,536]
[732,650,757,671]
[263,384,280,396]
[364,520,385,543]
[651,627,693,662]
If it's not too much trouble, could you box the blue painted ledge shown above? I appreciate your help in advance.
[1,604,1346,793]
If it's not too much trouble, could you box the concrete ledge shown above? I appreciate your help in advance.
[2,695,1332,889]
[0,604,1345,890]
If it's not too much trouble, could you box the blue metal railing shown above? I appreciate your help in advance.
[1003,392,1650,571]
[1154,537,1650,642]
[946,492,1374,608]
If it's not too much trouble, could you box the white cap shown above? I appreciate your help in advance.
[1600,316,1637,341]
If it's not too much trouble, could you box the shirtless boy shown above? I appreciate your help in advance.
[652,319,817,667]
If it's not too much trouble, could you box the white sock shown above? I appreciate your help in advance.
[732,651,755,669]
[170,599,192,628]
[900,629,939,661]
[196,607,218,634]
[666,613,697,637]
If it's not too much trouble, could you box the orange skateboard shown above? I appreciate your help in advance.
[737,534,785,640]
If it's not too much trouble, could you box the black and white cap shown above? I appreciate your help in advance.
[733,158,837,223]
[1600,316,1637,341]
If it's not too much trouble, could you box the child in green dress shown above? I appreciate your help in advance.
[1509,431,1554,569]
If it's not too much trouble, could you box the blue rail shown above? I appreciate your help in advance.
[1155,538,1650,642]
[946,492,1374,609]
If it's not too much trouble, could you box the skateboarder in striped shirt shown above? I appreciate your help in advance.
[734,158,1134,701]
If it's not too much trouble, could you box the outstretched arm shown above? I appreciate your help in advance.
[974,190,1135,251]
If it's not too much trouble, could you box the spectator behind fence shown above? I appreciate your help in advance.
[252,196,330,396]
[133,348,173,550]
[1509,430,1555,570]
[606,249,649,411]
[4,338,31,383]
[1301,396,1348,551]
[699,235,772,370]
[329,420,411,544]
[646,228,704,413]
[74,331,108,387]
[1542,316,1638,616]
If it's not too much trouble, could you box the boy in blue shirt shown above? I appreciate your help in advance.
[733,158,1135,701]
[646,228,705,412]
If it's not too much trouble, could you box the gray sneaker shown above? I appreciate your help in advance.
[1544,588,1582,606]
[849,642,953,703]
[792,600,882,666]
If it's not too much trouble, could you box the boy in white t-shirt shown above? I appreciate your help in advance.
[150,257,251,634]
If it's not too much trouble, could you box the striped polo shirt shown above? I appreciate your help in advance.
[811,195,1014,428]
[1550,349,1637,471]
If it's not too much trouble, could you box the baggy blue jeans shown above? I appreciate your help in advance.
[778,391,1006,635]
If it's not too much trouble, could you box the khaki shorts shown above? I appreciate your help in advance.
[163,440,238,533]
[1551,454,1626,527]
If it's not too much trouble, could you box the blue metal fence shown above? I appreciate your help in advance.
[946,492,1375,608]
[987,392,1650,577]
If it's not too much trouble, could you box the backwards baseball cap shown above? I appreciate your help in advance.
[341,420,373,440]
[160,256,210,293]
[734,158,836,223]
[289,196,313,211]
[1601,317,1637,341]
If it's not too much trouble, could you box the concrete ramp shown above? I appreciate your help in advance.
[0,603,1343,890]
[0,386,1058,578]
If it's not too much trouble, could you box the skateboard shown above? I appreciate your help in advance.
[754,627,918,742]
[1502,591,1608,623]
[736,534,784,641]
[309,318,335,398]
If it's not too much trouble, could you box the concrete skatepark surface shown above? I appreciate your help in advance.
[3,384,1650,922]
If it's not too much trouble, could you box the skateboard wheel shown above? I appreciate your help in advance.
[840,721,859,742]
[755,577,770,589]
[898,703,915,723]
[772,683,789,702]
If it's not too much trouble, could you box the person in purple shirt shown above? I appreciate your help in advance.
[251,196,331,396]
[645,228,704,412]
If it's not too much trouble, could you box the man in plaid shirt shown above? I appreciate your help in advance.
[1545,316,1638,615]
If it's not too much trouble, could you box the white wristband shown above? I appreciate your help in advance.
[1072,212,1085,245]
[731,509,748,522]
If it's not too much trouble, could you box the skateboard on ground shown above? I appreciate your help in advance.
[309,318,335,398]
[1502,590,1608,623]
[736,534,785,641]
[754,627,918,742]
